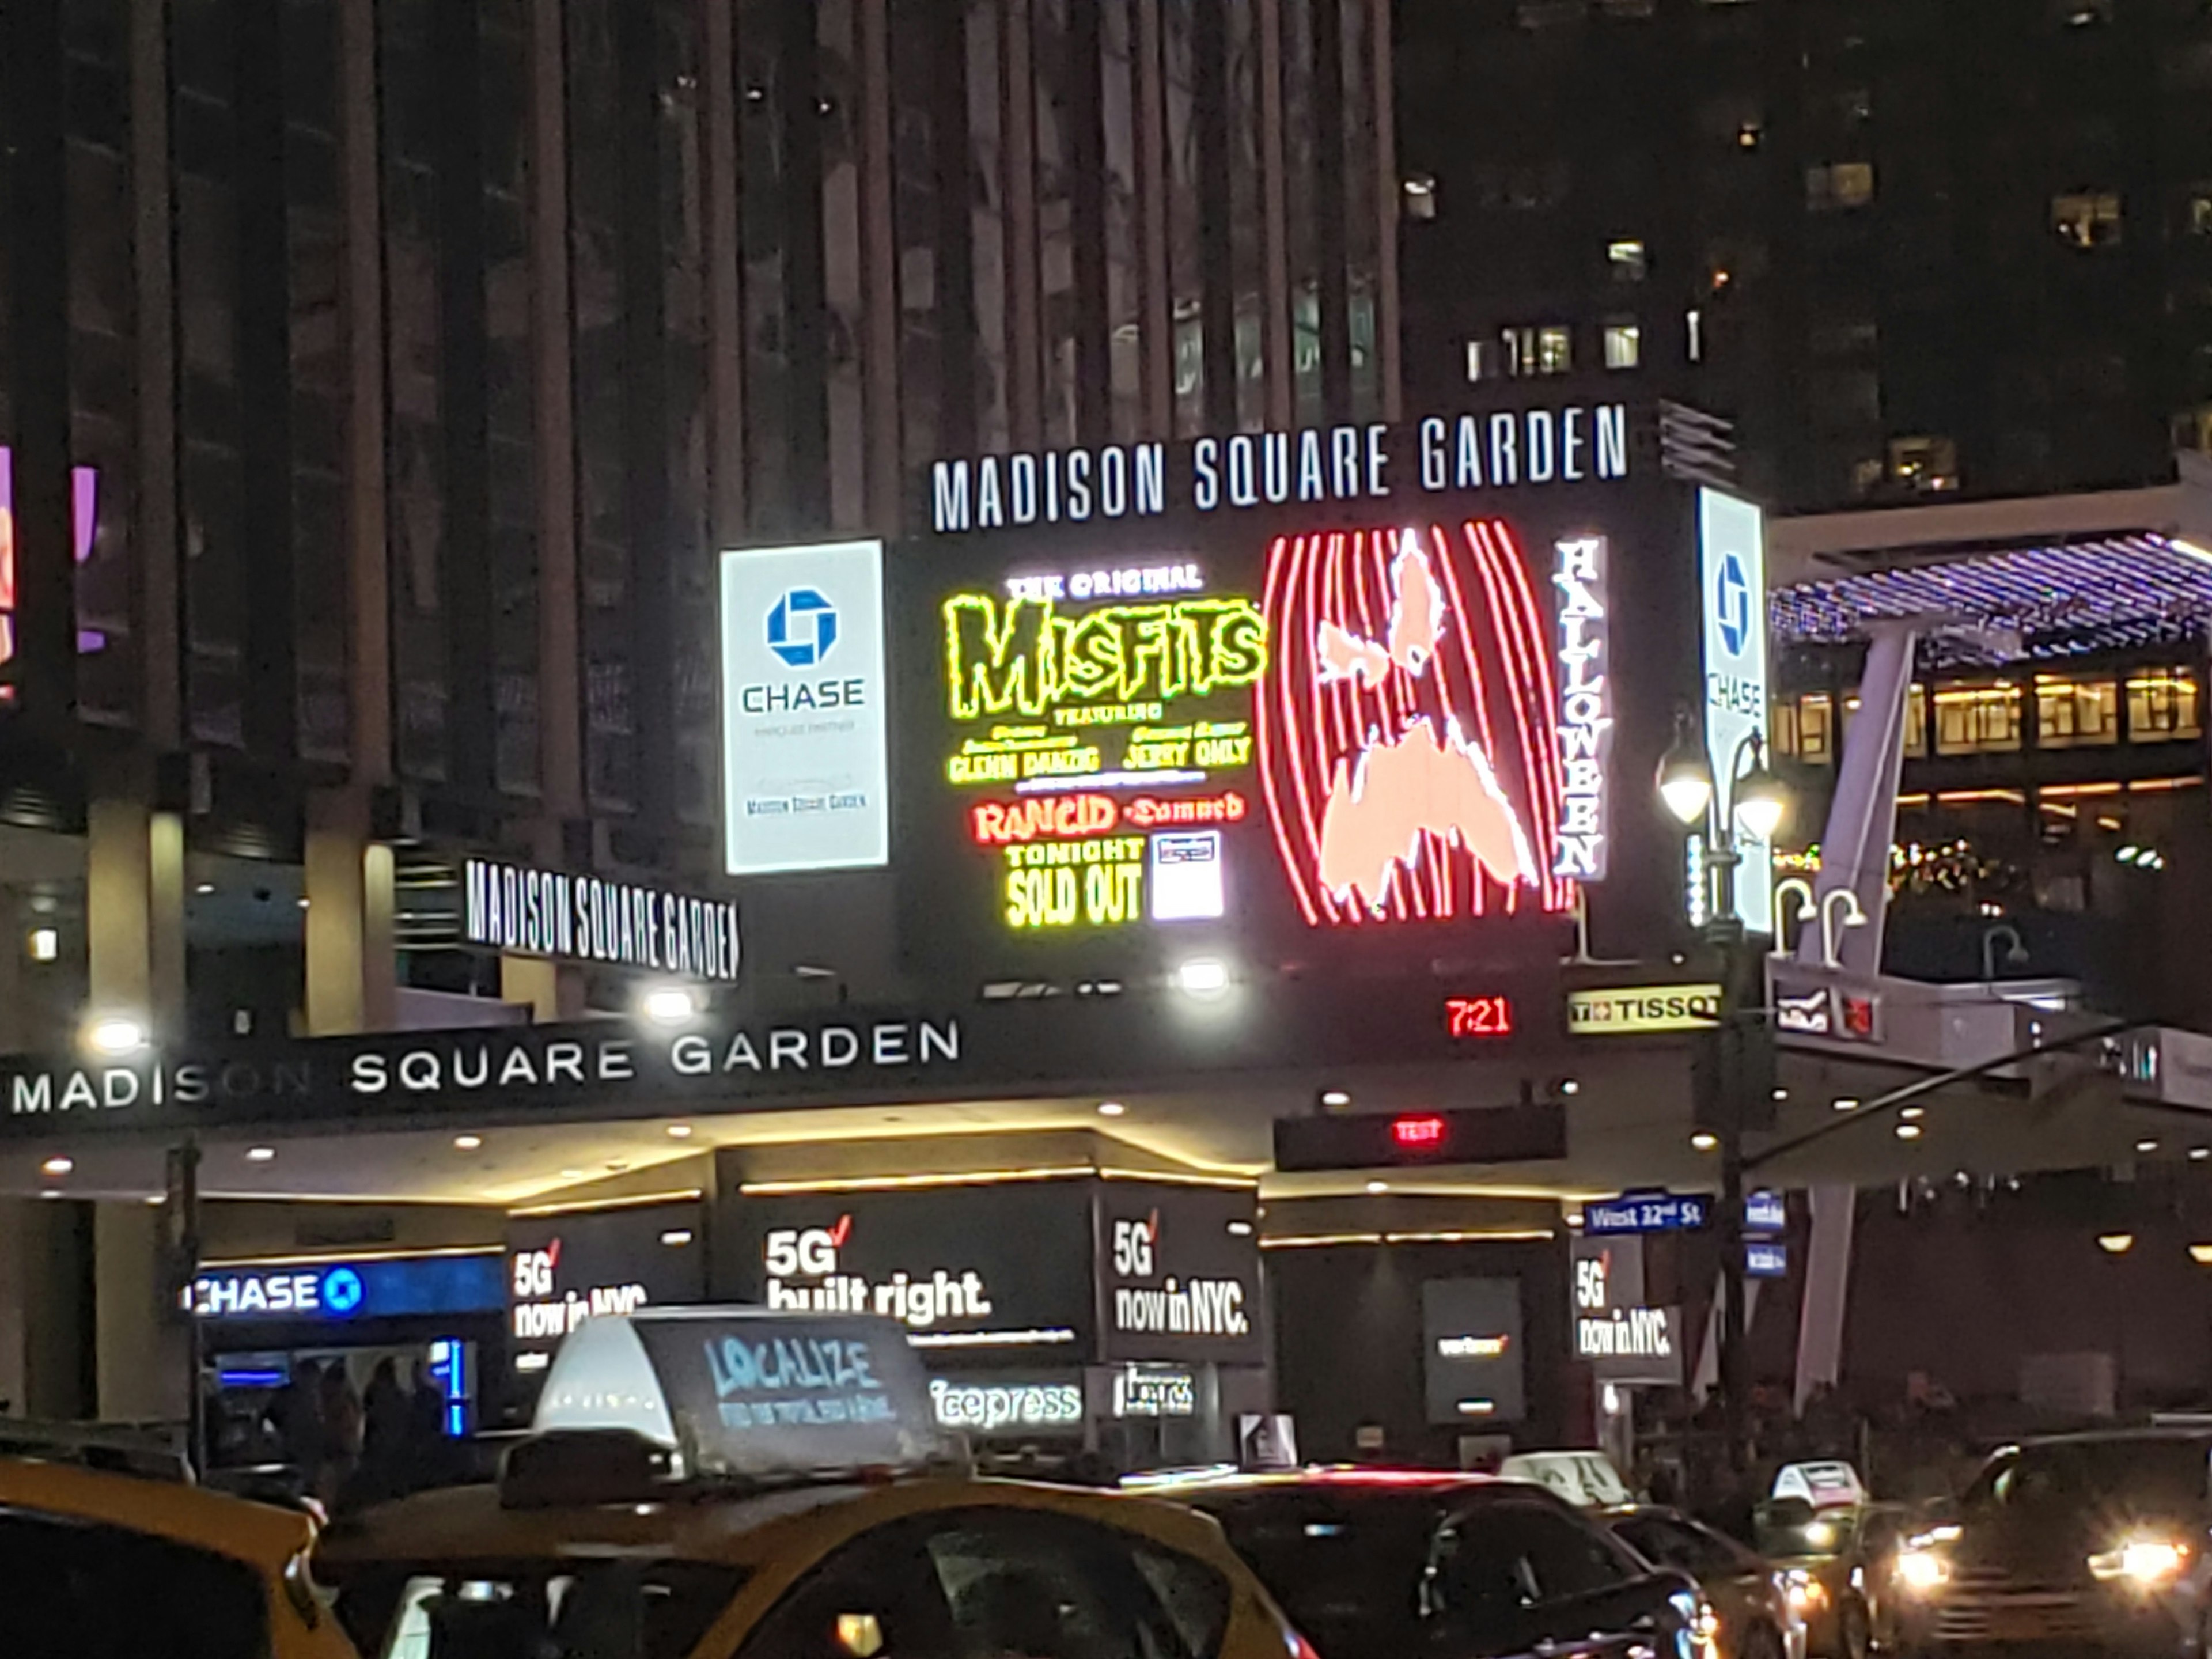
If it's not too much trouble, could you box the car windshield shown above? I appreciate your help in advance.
[1196,1492,1442,1647]
[331,1559,748,1659]
[1613,1514,1756,1580]
[1964,1441,2211,1520]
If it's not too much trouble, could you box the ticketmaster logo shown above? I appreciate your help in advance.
[1112,1277,1249,1336]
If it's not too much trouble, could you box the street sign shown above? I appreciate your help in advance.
[1745,1190,1787,1234]
[1583,1191,1710,1236]
[1745,1241,1789,1279]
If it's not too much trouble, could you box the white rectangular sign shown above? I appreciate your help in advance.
[1698,490,1772,933]
[719,540,892,875]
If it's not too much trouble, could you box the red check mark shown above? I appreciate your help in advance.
[829,1214,853,1247]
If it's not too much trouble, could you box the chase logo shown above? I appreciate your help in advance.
[1714,550,1751,657]
[321,1266,366,1316]
[767,589,839,669]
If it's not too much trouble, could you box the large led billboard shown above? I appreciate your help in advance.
[896,445,1635,969]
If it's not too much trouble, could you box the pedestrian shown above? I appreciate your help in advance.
[362,1356,408,1476]
[317,1362,364,1508]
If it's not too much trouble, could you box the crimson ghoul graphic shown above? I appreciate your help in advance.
[1257,522,1574,925]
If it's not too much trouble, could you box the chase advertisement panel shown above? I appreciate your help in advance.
[720,539,892,875]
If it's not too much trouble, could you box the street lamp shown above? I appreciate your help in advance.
[1659,711,1788,925]
[1656,708,1791,1477]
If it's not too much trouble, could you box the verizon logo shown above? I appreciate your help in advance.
[1113,1277,1249,1337]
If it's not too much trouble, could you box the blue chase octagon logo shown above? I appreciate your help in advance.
[767,588,839,669]
[1714,550,1752,658]
[320,1266,366,1316]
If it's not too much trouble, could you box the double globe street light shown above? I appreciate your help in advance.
[1655,710,1791,1474]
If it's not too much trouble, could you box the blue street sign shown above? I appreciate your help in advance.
[1745,1241,1789,1279]
[1745,1190,1787,1235]
[1584,1191,1712,1236]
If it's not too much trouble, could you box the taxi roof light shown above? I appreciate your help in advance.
[499,1306,970,1509]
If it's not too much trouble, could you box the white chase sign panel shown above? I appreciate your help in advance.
[719,539,892,876]
[1698,489,1773,934]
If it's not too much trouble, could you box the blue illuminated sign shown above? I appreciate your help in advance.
[1584,1191,1710,1236]
[1745,1190,1787,1235]
[1745,1241,1789,1279]
[190,1255,504,1323]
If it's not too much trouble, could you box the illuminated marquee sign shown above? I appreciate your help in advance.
[1552,536,1611,880]
[462,857,742,983]
[926,408,1632,535]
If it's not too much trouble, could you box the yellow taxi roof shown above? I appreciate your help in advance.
[0,1457,317,1568]
[319,1475,1237,1575]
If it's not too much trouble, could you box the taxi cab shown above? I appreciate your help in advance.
[319,1306,1308,1659]
[0,1422,357,1659]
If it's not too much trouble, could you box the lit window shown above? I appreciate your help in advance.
[1603,322,1641,370]
[1888,435,1959,493]
[1796,694,1835,764]
[1806,162,1876,211]
[2052,193,2122,248]
[2188,193,2212,237]
[2035,675,2120,748]
[1737,120,1765,151]
[1686,308,1705,362]
[1403,173,1438,221]
[2127,669,2203,743]
[1933,684,2024,755]
[1465,340,1501,382]
[1907,684,1928,753]
[1608,240,1648,282]
[1502,325,1574,377]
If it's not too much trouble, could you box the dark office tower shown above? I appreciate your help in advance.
[0,0,1400,910]
[1397,0,2207,512]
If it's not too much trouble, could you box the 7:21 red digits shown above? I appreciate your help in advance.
[1444,994,1515,1039]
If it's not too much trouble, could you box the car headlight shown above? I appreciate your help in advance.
[2088,1539,2191,1586]
[1895,1547,1950,1595]
[1785,1570,1829,1612]
[1804,1521,1838,1551]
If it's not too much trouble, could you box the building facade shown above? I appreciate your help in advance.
[0,0,1402,1050]
[1397,0,2212,512]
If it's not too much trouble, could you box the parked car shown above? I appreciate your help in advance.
[1888,1428,2212,1659]
[1604,1503,1808,1659]
[0,1422,357,1659]
[1146,1468,1707,1659]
